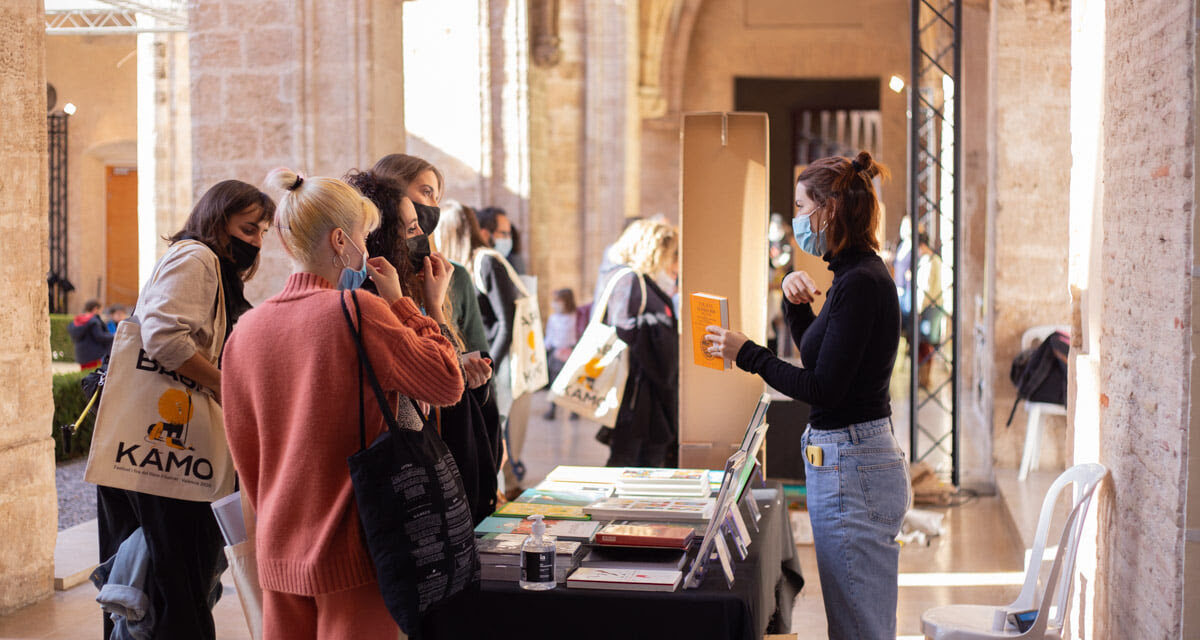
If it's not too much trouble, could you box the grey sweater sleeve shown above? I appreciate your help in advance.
[135,243,222,371]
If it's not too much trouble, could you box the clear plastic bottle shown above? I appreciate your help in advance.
[519,514,557,590]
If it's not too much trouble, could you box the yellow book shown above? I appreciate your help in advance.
[493,502,591,520]
[690,292,731,370]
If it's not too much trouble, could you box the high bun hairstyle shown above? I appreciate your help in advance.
[796,150,890,256]
[264,167,380,266]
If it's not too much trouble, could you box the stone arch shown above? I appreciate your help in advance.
[639,0,704,122]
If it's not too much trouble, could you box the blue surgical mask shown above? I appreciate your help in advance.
[792,214,827,257]
[337,235,370,290]
[494,237,513,257]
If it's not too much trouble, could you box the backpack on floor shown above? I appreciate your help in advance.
[1005,330,1069,426]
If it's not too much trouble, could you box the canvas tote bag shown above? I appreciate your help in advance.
[549,268,645,427]
[473,249,549,400]
[85,240,236,502]
[224,492,262,640]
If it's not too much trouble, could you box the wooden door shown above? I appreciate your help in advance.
[105,166,139,306]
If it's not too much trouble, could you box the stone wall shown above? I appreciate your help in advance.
[1088,1,1194,635]
[0,0,58,615]
[989,0,1072,470]
[190,0,406,303]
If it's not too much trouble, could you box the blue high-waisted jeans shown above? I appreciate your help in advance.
[802,418,911,639]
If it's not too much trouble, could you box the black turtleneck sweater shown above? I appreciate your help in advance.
[735,248,900,429]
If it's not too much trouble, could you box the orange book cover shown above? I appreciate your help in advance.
[690,292,730,370]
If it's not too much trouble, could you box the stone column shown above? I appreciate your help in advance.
[528,0,586,301]
[988,0,1072,470]
[581,0,639,295]
[189,0,406,302]
[0,0,58,614]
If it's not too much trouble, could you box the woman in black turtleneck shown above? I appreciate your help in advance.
[706,151,907,640]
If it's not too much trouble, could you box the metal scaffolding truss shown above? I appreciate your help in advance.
[45,0,186,34]
[908,0,961,484]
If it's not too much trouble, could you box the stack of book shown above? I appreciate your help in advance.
[477,533,587,583]
[615,468,711,498]
[583,497,716,523]
[513,487,612,507]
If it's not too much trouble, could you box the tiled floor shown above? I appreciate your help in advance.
[1,391,1027,639]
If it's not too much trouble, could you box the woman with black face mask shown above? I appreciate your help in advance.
[96,179,275,640]
[345,170,501,524]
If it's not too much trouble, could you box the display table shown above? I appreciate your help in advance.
[420,483,804,640]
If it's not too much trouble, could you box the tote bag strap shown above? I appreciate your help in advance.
[592,267,647,326]
[472,248,530,298]
[340,291,405,451]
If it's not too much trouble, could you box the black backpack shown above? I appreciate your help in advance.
[1006,331,1069,426]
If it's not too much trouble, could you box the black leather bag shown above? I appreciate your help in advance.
[340,292,479,636]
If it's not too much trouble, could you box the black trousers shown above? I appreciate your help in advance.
[96,485,224,640]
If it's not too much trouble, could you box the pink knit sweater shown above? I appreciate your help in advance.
[222,273,464,595]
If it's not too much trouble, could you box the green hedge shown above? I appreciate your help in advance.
[52,371,97,461]
[49,313,74,362]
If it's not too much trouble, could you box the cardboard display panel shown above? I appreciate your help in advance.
[678,112,770,470]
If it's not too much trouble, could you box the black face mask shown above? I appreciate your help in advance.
[229,236,260,271]
[406,234,432,273]
[413,202,441,235]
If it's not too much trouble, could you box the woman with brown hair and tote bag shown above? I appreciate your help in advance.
[95,179,274,640]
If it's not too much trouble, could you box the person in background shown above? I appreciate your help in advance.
[542,288,579,420]
[104,304,129,334]
[506,223,526,274]
[345,170,499,523]
[475,206,513,260]
[371,155,490,357]
[463,205,531,496]
[98,179,275,640]
[705,151,907,640]
[596,219,680,468]
[222,169,464,640]
[68,299,112,370]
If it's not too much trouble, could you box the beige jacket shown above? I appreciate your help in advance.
[133,241,226,371]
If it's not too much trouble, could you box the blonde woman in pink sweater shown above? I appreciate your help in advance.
[221,169,464,640]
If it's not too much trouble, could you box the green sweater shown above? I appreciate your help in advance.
[450,261,489,354]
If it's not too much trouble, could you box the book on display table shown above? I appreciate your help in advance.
[474,516,601,542]
[583,497,715,523]
[566,567,684,592]
[514,487,612,506]
[615,467,711,498]
[593,521,695,549]
[492,502,590,520]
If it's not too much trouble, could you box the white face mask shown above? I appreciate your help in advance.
[652,270,677,296]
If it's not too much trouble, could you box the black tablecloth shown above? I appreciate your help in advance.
[421,483,805,640]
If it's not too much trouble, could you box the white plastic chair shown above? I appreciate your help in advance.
[1017,325,1070,481]
[921,463,1106,639]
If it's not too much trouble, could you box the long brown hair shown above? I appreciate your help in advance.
[168,180,276,280]
[372,154,445,201]
[797,151,889,256]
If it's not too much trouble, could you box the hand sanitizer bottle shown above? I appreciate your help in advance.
[519,514,556,590]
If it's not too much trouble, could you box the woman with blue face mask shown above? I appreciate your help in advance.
[221,168,464,640]
[705,151,908,640]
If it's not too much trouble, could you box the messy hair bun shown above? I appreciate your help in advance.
[796,150,890,255]
[263,167,380,265]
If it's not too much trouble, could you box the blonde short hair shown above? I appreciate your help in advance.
[610,219,679,275]
[265,168,380,265]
